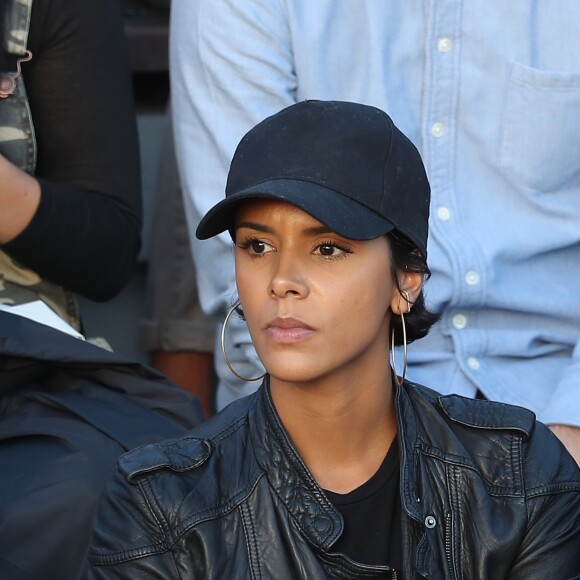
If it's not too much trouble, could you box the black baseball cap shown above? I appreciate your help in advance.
[196,100,431,257]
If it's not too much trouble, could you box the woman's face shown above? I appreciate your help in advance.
[235,198,402,386]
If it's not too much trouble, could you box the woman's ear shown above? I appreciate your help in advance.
[390,271,423,314]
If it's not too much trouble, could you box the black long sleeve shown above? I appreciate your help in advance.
[2,0,142,301]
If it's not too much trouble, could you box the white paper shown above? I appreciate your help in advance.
[0,301,85,340]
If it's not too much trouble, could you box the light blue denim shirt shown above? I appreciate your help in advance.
[171,0,580,422]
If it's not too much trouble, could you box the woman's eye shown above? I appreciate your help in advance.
[315,244,349,257]
[250,240,272,254]
[237,236,275,257]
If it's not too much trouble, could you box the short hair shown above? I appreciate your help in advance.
[387,231,440,345]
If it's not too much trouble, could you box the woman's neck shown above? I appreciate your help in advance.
[270,367,397,494]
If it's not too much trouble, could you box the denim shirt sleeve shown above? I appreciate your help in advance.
[170,0,297,319]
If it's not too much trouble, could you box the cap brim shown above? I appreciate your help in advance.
[196,179,396,241]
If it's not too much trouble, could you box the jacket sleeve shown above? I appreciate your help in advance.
[508,423,580,577]
[85,467,183,579]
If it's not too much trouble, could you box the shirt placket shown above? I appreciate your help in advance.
[422,0,487,391]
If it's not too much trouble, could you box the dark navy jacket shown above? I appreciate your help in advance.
[0,311,202,579]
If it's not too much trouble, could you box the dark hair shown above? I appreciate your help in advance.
[387,231,440,345]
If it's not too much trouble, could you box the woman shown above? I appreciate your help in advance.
[86,101,580,578]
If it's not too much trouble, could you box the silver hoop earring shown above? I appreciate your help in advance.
[221,301,267,382]
[402,289,411,314]
[390,291,409,388]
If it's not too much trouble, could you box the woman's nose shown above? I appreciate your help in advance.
[268,255,309,298]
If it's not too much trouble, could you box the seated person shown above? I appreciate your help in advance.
[0,0,140,329]
[85,101,580,578]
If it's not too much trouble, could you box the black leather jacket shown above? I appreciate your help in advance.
[86,381,580,579]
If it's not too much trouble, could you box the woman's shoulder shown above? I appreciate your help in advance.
[88,395,264,566]
[405,380,536,432]
[116,395,258,484]
[107,395,262,518]
[403,381,580,488]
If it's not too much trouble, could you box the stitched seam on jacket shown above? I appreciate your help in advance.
[422,442,523,497]
[526,482,580,497]
[91,472,267,565]
[165,470,266,548]
[90,544,169,566]
[511,434,523,494]
[317,549,392,577]
[239,502,261,579]
[90,478,172,565]
[418,443,478,471]
[140,477,172,538]
[447,465,461,580]
[208,414,248,445]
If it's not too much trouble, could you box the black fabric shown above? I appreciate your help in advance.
[1,0,141,301]
[0,311,202,580]
[324,437,402,570]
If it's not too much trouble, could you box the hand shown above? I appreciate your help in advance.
[549,425,580,466]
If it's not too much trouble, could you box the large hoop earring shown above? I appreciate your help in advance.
[390,290,410,387]
[221,301,267,382]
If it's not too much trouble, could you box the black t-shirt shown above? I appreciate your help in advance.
[324,437,402,572]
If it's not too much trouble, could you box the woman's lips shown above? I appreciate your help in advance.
[265,317,315,343]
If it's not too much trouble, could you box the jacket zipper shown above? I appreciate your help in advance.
[444,512,455,579]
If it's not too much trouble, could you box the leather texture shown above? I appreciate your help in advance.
[87,380,580,579]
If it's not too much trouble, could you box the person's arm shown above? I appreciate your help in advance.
[170,0,297,319]
[0,0,141,301]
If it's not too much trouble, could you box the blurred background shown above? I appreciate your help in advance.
[79,0,171,364]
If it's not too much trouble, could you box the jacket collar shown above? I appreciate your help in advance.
[247,378,431,548]
[249,378,427,539]
[394,381,424,522]
[249,380,344,551]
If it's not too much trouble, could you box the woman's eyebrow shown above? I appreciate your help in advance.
[303,225,333,236]
[236,222,274,233]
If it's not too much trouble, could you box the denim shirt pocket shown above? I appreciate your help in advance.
[498,62,580,193]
